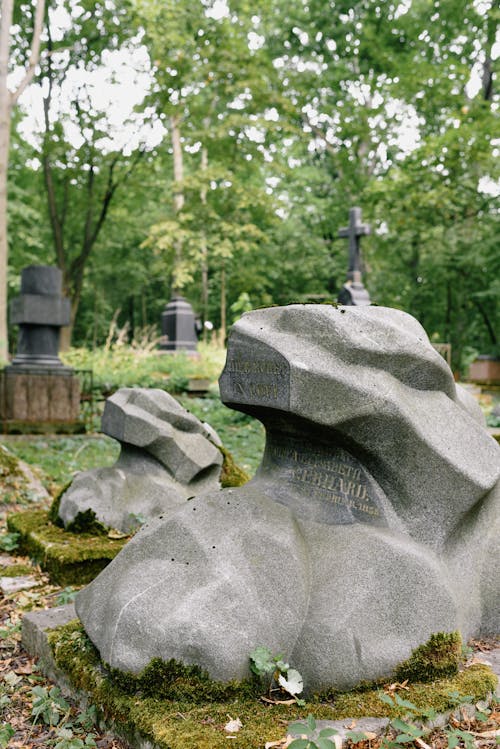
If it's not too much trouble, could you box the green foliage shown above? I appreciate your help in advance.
[62,341,225,396]
[31,685,70,727]
[0,724,14,749]
[53,728,97,749]
[288,714,338,749]
[56,587,78,606]
[0,531,20,551]
[6,437,120,489]
[249,646,305,705]
[393,631,463,683]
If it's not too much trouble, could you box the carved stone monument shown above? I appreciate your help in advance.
[58,388,223,533]
[1,266,81,431]
[337,206,371,306]
[159,295,198,353]
[76,305,499,692]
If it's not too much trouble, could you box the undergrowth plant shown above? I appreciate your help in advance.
[250,646,305,705]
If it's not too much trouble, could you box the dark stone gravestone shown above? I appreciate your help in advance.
[76,304,499,693]
[1,265,82,432]
[337,206,372,306]
[159,295,198,353]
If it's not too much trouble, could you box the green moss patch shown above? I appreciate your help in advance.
[0,563,33,577]
[218,445,250,487]
[6,510,127,586]
[394,631,462,683]
[48,621,498,749]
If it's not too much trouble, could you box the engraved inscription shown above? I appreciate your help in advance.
[220,342,290,410]
[267,441,381,521]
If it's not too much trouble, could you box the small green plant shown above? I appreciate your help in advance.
[0,531,19,551]
[250,646,305,705]
[52,727,97,749]
[56,587,78,605]
[0,724,14,749]
[378,690,485,749]
[74,704,98,731]
[288,714,338,749]
[0,618,21,639]
[31,685,70,727]
[0,694,11,711]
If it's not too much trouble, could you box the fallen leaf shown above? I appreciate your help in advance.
[107,529,129,540]
[261,696,296,705]
[224,718,242,733]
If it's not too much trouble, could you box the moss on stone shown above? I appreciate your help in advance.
[47,481,72,526]
[394,631,463,683]
[47,621,498,749]
[218,445,250,488]
[0,563,33,577]
[6,509,127,585]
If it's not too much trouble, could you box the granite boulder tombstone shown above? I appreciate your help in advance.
[75,305,500,691]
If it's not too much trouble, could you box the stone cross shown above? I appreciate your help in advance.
[338,206,371,283]
[337,207,371,306]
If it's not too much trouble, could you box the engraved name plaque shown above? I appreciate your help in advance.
[220,340,290,411]
[261,435,387,526]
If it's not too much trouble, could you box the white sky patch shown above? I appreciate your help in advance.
[393,0,411,18]
[17,43,165,155]
[478,176,500,197]
[204,0,229,20]
[248,31,265,50]
[245,126,265,143]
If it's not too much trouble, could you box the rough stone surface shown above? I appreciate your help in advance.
[58,388,223,532]
[0,575,39,594]
[76,305,500,691]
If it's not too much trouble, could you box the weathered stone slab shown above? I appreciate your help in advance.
[0,575,39,594]
[75,305,500,692]
[58,388,223,532]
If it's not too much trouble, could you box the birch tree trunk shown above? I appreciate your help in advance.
[200,137,208,339]
[170,113,184,294]
[0,0,45,362]
[0,0,15,362]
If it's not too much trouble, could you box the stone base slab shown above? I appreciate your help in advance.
[21,605,500,749]
[0,370,81,424]
[22,605,162,749]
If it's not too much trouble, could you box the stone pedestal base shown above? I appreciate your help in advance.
[0,369,83,433]
[468,357,500,385]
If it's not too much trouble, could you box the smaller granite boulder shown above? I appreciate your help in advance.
[58,388,223,533]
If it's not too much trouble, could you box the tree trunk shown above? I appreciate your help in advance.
[219,262,226,345]
[200,136,209,339]
[0,0,14,362]
[0,0,45,362]
[171,113,184,294]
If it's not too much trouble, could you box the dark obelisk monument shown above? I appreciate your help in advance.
[159,295,198,354]
[337,207,371,306]
[1,265,82,432]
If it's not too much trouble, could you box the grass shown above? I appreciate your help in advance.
[62,341,227,396]
[2,435,120,490]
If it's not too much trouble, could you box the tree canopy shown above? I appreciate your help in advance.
[2,0,499,370]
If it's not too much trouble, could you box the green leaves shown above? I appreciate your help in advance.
[31,685,70,727]
[0,724,14,749]
[0,532,20,551]
[249,645,277,676]
[288,714,338,749]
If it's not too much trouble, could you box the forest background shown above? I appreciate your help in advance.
[1,0,499,374]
